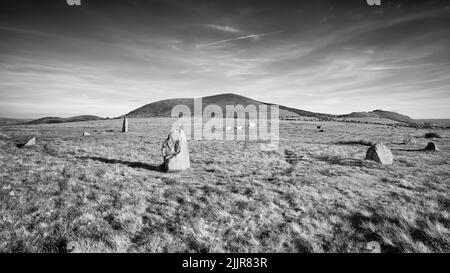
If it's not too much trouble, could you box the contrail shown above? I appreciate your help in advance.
[196,30,283,48]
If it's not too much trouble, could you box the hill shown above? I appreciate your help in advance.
[27,115,104,125]
[342,110,416,124]
[126,93,419,124]
[126,93,326,119]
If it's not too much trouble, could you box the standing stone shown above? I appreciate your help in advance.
[122,118,128,133]
[425,142,438,151]
[365,143,393,165]
[161,128,190,172]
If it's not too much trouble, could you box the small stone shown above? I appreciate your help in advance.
[425,142,438,151]
[365,143,394,165]
[83,131,90,137]
[402,137,415,145]
[9,191,15,196]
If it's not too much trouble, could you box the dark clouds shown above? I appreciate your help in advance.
[0,0,449,118]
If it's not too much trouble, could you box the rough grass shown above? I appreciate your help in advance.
[0,118,449,253]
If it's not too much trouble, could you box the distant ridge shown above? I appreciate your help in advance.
[0,94,422,126]
[0,118,32,126]
[27,115,104,125]
[341,110,416,124]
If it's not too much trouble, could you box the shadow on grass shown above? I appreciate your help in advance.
[284,149,303,166]
[334,140,373,146]
[391,148,424,152]
[391,147,438,153]
[313,155,383,168]
[346,210,402,253]
[79,156,164,172]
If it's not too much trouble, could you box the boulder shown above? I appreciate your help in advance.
[83,131,90,137]
[365,143,393,165]
[122,118,128,133]
[425,142,438,151]
[161,128,190,172]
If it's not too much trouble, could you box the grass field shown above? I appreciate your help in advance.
[0,118,449,253]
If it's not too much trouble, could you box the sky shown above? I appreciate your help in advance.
[0,0,449,119]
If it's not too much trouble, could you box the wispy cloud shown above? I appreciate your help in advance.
[196,31,283,48]
[204,24,242,34]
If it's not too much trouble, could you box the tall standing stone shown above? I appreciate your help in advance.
[365,143,393,165]
[122,118,128,133]
[161,128,190,172]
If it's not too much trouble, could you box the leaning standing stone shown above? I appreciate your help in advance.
[122,118,128,133]
[25,137,36,147]
[161,128,190,172]
[17,137,36,148]
[365,143,393,165]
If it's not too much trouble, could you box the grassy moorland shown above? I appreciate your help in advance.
[0,118,448,253]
